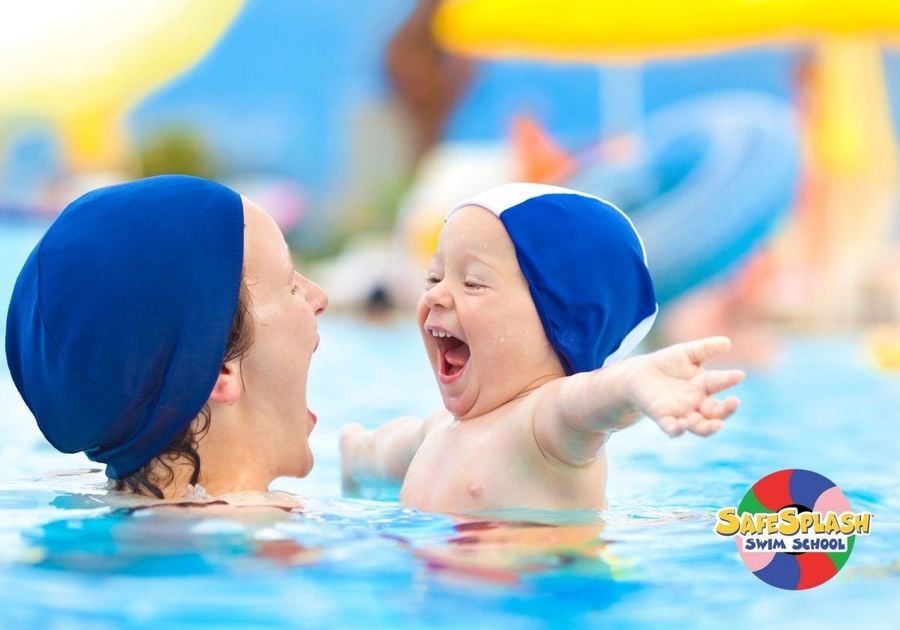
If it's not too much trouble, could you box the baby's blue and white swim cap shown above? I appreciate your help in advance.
[448,183,657,374]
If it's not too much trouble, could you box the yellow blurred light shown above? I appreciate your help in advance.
[0,0,244,168]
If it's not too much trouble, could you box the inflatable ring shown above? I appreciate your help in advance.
[736,469,854,590]
[565,92,799,304]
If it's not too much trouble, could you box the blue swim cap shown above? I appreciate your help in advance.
[5,175,244,479]
[449,183,657,374]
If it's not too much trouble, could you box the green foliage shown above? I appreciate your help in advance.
[137,127,217,179]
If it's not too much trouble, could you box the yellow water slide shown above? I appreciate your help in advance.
[0,0,244,170]
[434,0,900,60]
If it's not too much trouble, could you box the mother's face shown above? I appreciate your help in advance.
[238,199,328,478]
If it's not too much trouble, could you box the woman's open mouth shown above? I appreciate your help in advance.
[432,331,470,384]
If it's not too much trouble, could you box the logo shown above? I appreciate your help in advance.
[714,469,872,590]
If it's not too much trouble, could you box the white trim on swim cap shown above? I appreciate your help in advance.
[601,307,658,368]
[447,182,650,265]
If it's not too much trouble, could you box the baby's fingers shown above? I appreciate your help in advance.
[657,415,688,437]
[681,410,723,437]
[340,422,366,452]
[686,417,725,436]
[704,369,745,395]
[684,336,732,366]
[699,396,741,419]
[690,397,739,436]
[340,421,365,438]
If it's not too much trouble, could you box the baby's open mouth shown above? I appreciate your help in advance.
[434,332,470,380]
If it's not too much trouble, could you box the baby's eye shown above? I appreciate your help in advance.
[463,280,484,290]
[424,274,441,286]
[291,284,299,295]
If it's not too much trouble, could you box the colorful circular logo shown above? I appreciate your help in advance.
[715,469,873,590]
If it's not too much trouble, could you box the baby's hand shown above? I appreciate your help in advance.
[338,417,427,495]
[340,422,367,492]
[623,336,745,437]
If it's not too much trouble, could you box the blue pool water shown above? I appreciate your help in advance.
[1,222,899,628]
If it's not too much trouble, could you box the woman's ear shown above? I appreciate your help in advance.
[208,359,243,405]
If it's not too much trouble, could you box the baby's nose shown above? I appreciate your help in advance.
[423,283,452,310]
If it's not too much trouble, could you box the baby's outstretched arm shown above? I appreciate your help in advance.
[534,336,745,466]
[340,413,442,493]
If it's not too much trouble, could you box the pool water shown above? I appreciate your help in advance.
[1,222,899,628]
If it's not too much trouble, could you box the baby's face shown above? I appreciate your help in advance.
[417,205,565,419]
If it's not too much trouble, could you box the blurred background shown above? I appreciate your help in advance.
[2,0,900,371]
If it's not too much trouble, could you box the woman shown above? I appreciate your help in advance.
[5,175,327,500]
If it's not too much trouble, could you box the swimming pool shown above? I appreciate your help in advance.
[1,223,898,628]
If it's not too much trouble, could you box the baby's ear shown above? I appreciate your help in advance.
[208,359,243,405]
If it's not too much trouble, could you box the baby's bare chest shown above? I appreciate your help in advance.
[400,419,544,512]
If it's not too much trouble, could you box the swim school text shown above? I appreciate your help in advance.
[714,507,872,553]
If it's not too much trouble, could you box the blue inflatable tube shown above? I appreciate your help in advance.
[566,92,800,305]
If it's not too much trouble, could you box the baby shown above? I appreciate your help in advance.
[341,183,744,513]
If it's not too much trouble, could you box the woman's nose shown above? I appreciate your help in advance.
[303,277,329,315]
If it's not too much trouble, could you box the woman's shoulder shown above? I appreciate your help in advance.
[107,485,302,515]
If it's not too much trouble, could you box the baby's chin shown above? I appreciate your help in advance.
[436,376,482,419]
[443,400,478,420]
[432,353,528,419]
[438,380,505,420]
